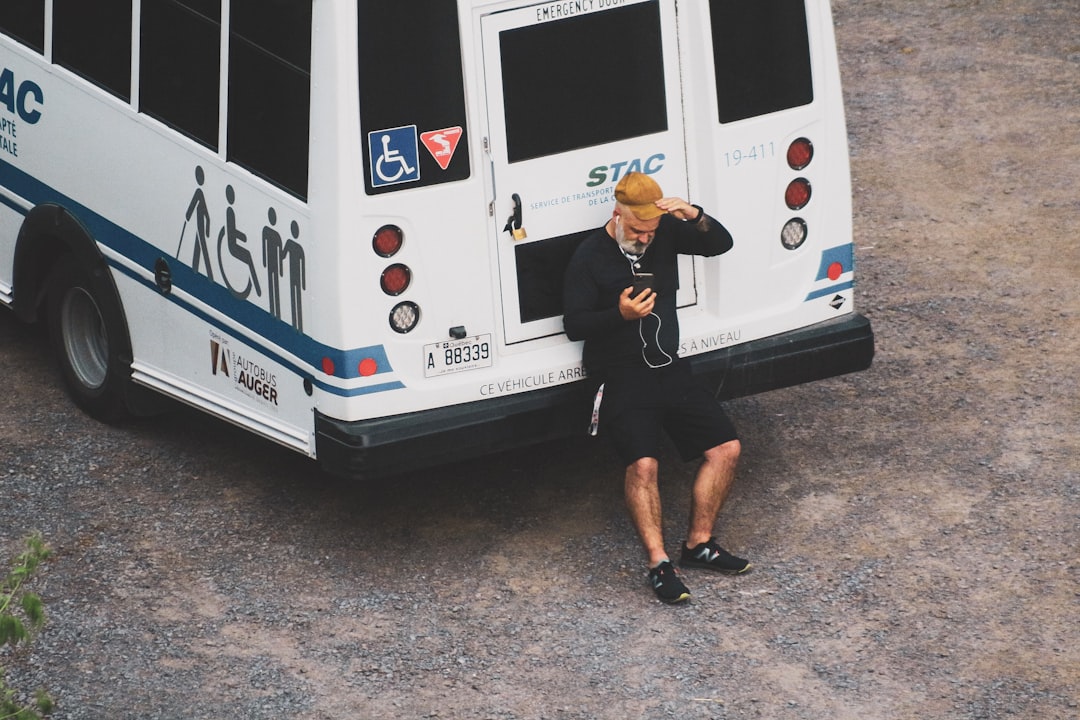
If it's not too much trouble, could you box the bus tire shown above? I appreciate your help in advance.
[46,255,134,422]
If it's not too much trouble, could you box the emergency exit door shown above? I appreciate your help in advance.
[481,0,698,344]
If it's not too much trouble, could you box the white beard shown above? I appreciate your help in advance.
[614,220,649,256]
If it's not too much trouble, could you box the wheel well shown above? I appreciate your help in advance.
[12,203,110,324]
[13,202,168,418]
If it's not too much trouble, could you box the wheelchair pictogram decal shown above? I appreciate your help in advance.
[369,125,421,187]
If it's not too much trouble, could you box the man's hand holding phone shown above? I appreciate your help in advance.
[620,273,655,320]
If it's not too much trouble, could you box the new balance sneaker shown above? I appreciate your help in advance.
[648,560,691,604]
[680,538,751,574]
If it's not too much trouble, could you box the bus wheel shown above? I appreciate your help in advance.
[46,256,132,421]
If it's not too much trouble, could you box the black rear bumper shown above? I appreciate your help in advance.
[315,313,874,479]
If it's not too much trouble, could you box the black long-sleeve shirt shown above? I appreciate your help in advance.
[563,211,733,376]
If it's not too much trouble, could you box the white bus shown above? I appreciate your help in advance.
[0,0,872,478]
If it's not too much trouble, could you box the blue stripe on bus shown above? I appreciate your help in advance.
[0,158,403,396]
[815,244,854,280]
[805,280,854,301]
[104,260,403,398]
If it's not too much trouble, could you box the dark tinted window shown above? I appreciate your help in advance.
[140,0,221,149]
[228,0,310,199]
[358,0,470,194]
[499,1,666,163]
[180,0,219,17]
[0,0,45,53]
[231,0,309,70]
[710,0,814,123]
[54,0,132,100]
[517,230,589,323]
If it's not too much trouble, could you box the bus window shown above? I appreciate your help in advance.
[710,0,814,124]
[498,1,666,163]
[227,0,311,200]
[54,0,132,101]
[140,0,221,150]
[358,0,470,194]
[0,0,44,54]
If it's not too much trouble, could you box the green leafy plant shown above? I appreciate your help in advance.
[1,534,53,719]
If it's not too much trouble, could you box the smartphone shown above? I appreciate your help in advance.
[631,273,654,297]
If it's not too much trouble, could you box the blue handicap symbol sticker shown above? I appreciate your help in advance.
[369,125,421,187]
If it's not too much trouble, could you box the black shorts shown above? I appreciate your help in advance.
[595,362,738,466]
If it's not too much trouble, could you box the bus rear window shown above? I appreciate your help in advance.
[358,1,470,194]
[498,1,667,163]
[0,0,44,53]
[710,0,814,124]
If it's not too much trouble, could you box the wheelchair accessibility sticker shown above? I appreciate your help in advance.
[369,125,420,187]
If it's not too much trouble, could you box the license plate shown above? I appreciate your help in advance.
[423,334,493,378]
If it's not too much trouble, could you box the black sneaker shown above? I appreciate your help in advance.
[680,538,751,574]
[648,560,691,604]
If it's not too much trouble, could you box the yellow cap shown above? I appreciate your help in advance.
[614,172,666,220]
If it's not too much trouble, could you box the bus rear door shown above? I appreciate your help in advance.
[480,0,696,346]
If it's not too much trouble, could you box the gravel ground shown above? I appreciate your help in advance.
[2,1,1079,718]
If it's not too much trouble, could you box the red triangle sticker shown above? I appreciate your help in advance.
[420,127,463,170]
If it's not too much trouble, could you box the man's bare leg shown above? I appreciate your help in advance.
[686,439,741,547]
[624,457,668,566]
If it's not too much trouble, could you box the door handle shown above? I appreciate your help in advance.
[503,193,527,240]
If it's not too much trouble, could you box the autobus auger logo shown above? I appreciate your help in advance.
[210,339,279,406]
[210,340,231,378]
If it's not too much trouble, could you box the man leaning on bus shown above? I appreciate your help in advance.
[562,172,751,604]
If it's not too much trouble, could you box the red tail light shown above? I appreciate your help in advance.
[787,138,814,170]
[785,178,812,210]
[373,225,404,257]
[380,264,411,295]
